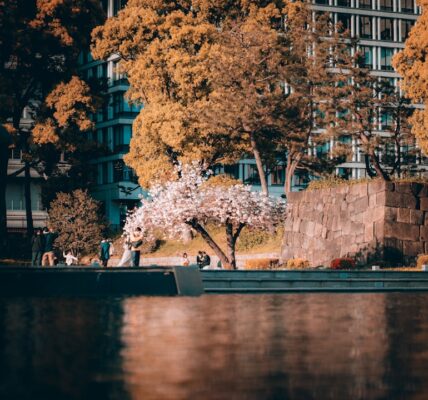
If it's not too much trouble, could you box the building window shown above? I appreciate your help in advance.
[113,125,131,153]
[380,110,394,129]
[271,165,285,185]
[243,164,261,185]
[337,0,351,6]
[337,14,351,33]
[314,0,328,4]
[113,0,127,15]
[400,20,414,41]
[401,0,414,12]
[379,0,393,11]
[112,60,126,83]
[380,47,394,70]
[359,16,372,38]
[224,164,240,179]
[101,0,108,13]
[102,162,110,184]
[102,128,109,148]
[359,0,372,8]
[380,18,394,40]
[359,46,373,68]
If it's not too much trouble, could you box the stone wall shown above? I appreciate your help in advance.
[281,181,428,267]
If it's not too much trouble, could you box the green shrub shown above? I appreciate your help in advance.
[286,258,310,269]
[245,258,280,270]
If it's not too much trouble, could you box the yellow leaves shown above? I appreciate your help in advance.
[394,8,428,155]
[32,119,59,145]
[46,76,94,131]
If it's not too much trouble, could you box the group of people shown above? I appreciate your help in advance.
[31,225,218,269]
[181,251,212,269]
[31,227,59,267]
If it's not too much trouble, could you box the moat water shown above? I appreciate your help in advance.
[1,293,428,400]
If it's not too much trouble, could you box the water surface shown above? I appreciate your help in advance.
[0,293,427,400]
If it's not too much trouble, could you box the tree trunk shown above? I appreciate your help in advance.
[225,223,237,269]
[225,222,245,270]
[284,153,301,196]
[249,132,268,195]
[188,220,230,267]
[24,160,34,236]
[368,150,390,181]
[359,133,390,181]
[0,143,9,255]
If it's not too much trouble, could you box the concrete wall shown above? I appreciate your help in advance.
[281,181,428,267]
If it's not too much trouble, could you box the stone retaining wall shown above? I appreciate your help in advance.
[281,181,428,267]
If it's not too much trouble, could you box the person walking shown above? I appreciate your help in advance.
[118,237,132,267]
[100,239,111,267]
[31,229,44,267]
[41,227,58,267]
[130,227,143,267]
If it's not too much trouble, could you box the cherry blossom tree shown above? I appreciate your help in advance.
[124,163,286,269]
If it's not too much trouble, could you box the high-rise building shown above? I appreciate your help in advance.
[78,0,143,230]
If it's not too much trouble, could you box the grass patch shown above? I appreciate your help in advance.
[142,225,283,258]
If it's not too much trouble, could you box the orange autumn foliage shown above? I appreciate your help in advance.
[393,1,428,154]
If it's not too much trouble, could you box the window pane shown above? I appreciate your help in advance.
[359,46,373,68]
[380,18,393,40]
[380,48,393,70]
[337,0,351,6]
[271,166,285,185]
[359,16,372,38]
[400,20,414,41]
[380,0,393,10]
[401,0,414,12]
[359,0,372,8]
[337,14,351,33]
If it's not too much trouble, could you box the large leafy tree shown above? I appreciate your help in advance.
[393,1,428,155]
[92,0,352,196]
[0,0,104,253]
[48,189,105,257]
[92,0,247,188]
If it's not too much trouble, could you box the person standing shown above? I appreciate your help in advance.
[118,237,132,267]
[100,239,111,267]
[130,227,143,267]
[42,227,58,267]
[181,252,190,266]
[31,229,44,267]
[196,251,204,269]
[201,251,211,269]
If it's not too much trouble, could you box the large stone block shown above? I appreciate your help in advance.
[397,208,410,224]
[385,191,417,209]
[410,210,424,225]
[384,222,420,242]
[420,198,428,211]
[403,241,424,257]
[420,226,428,242]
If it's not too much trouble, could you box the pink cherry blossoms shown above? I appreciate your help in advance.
[124,163,286,268]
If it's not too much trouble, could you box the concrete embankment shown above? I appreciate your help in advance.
[201,270,428,293]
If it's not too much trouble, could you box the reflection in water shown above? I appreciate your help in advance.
[0,294,428,399]
[121,294,390,400]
